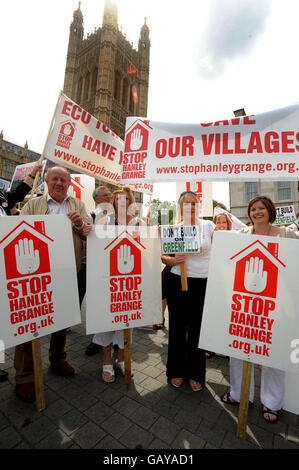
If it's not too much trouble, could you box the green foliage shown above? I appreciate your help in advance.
[146,198,176,225]
[213,199,229,211]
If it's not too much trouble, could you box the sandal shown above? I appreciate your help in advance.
[170,377,183,388]
[262,406,279,424]
[114,360,134,377]
[221,391,239,406]
[102,364,115,383]
[189,379,204,392]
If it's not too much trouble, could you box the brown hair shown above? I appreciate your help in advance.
[213,213,231,230]
[247,196,276,224]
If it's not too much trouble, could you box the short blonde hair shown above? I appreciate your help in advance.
[112,186,135,210]
[177,191,198,206]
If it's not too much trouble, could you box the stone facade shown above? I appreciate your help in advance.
[63,1,150,141]
[229,181,299,223]
[63,1,150,201]
[0,130,40,183]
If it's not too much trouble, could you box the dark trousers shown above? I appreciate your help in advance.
[166,273,207,384]
[77,266,86,307]
[14,270,83,384]
[14,330,67,384]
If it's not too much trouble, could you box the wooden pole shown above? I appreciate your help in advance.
[180,261,188,291]
[124,329,131,389]
[31,339,46,412]
[29,90,63,412]
[237,360,252,439]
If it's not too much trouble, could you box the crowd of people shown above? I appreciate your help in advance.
[0,164,298,424]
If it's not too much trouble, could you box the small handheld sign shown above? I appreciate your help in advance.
[161,225,200,291]
[273,205,295,226]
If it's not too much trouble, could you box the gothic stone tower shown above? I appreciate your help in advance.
[63,0,150,140]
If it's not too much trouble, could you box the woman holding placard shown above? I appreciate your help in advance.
[204,212,232,360]
[221,196,299,423]
[84,186,145,383]
[161,190,214,392]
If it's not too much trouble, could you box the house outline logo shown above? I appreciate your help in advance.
[104,230,146,276]
[125,119,153,153]
[0,221,54,280]
[56,119,76,150]
[230,239,286,298]
[69,176,85,200]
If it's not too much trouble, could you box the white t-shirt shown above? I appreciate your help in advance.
[171,220,215,278]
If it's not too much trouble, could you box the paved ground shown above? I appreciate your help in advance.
[1,308,299,450]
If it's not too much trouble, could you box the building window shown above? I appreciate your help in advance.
[91,68,98,96]
[277,182,291,202]
[77,77,83,103]
[2,160,15,180]
[84,73,90,101]
[122,78,128,108]
[246,182,258,203]
[114,71,121,101]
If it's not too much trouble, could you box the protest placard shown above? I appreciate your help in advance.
[10,161,46,193]
[44,92,153,195]
[0,179,10,192]
[199,231,299,373]
[176,182,213,217]
[86,225,161,333]
[121,103,299,183]
[273,205,295,226]
[0,215,81,351]
[69,174,95,214]
[161,225,200,255]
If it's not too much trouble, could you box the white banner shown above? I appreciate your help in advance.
[213,206,246,230]
[199,231,299,372]
[86,226,161,333]
[176,182,213,217]
[0,215,81,351]
[44,92,153,195]
[121,103,299,183]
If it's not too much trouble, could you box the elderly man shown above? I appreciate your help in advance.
[76,185,113,356]
[14,166,90,402]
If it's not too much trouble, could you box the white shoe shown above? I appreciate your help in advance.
[102,364,115,383]
[115,360,134,377]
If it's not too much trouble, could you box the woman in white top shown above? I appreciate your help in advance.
[161,191,214,392]
[84,186,145,383]
[221,195,299,423]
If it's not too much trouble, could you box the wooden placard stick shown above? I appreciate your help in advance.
[31,339,45,412]
[237,360,252,439]
[180,261,188,291]
[29,91,63,412]
[124,328,131,389]
[29,172,45,412]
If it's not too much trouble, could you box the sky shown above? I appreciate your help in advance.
[1,0,299,209]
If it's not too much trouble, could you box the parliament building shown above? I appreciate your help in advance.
[0,0,150,200]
